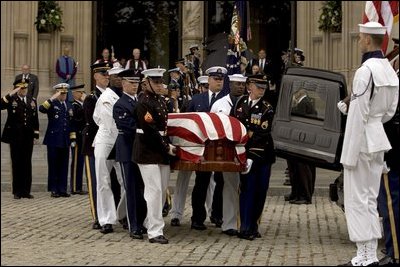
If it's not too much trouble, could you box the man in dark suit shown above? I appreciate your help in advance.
[82,62,111,230]
[187,66,228,230]
[69,84,88,195]
[39,83,74,198]
[113,70,147,239]
[14,64,39,100]
[1,79,39,199]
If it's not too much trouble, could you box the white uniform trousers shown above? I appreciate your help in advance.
[344,151,384,242]
[205,173,216,217]
[170,170,192,221]
[221,172,240,231]
[138,164,170,239]
[94,143,126,226]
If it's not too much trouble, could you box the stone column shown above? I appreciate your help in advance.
[1,2,15,94]
[181,1,204,58]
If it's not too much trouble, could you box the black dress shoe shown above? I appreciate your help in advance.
[254,232,261,238]
[191,222,207,230]
[51,192,60,198]
[100,224,113,234]
[59,192,71,197]
[222,229,238,236]
[284,194,296,201]
[290,198,311,205]
[237,232,255,241]
[140,226,147,235]
[92,221,101,230]
[71,190,88,195]
[379,255,396,265]
[119,218,128,230]
[14,194,21,199]
[171,218,181,226]
[149,235,168,244]
[338,261,354,266]
[22,194,34,199]
[210,217,223,228]
[130,231,143,239]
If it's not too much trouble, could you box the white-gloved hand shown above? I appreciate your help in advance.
[168,144,177,156]
[382,162,390,174]
[337,101,348,115]
[241,158,253,175]
[71,141,76,148]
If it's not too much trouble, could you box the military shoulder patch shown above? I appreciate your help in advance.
[144,111,153,123]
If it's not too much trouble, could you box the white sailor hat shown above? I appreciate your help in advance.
[53,83,70,93]
[205,66,227,77]
[197,75,209,84]
[168,67,180,73]
[108,65,125,75]
[189,44,199,50]
[358,21,387,35]
[228,74,247,82]
[142,68,166,79]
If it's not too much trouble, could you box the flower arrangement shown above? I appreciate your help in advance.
[318,1,342,33]
[34,1,64,33]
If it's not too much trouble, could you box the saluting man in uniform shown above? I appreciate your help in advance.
[39,83,74,198]
[113,69,147,239]
[132,68,177,244]
[82,62,111,230]
[69,84,87,195]
[210,73,247,236]
[93,65,127,234]
[1,78,39,199]
[337,22,399,266]
[232,74,276,241]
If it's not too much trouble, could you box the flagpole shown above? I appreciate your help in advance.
[289,1,296,67]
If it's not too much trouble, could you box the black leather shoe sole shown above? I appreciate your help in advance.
[100,224,113,234]
[92,221,101,230]
[51,192,60,198]
[222,229,238,236]
[149,235,168,244]
[130,231,144,239]
[22,194,34,199]
[191,223,207,230]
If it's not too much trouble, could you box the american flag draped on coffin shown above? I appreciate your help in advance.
[167,112,248,172]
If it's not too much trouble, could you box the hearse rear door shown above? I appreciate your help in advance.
[271,67,348,171]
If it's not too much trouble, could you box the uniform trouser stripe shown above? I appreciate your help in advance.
[72,145,78,192]
[383,173,399,259]
[85,156,96,220]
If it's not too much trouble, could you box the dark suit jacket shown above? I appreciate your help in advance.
[14,73,39,100]
[188,90,227,112]
[1,94,39,143]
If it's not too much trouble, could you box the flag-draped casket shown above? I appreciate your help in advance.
[167,112,248,172]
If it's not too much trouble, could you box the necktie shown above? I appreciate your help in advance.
[135,61,138,69]
[249,100,253,108]
[24,97,26,104]
[210,92,216,107]
[260,59,264,71]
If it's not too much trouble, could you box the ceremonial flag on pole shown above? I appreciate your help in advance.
[227,1,251,75]
[363,1,399,54]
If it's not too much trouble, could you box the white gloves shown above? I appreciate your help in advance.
[168,144,177,156]
[71,141,76,148]
[337,101,348,115]
[241,158,253,175]
[382,162,390,174]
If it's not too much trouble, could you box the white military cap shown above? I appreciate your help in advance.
[205,66,227,77]
[228,74,247,82]
[197,75,209,84]
[108,65,125,75]
[189,44,199,50]
[53,83,70,92]
[168,67,180,73]
[358,21,387,35]
[142,68,166,78]
[294,48,304,54]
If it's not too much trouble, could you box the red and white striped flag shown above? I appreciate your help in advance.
[167,112,248,164]
[363,1,399,54]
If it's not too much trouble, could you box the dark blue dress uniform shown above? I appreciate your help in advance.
[69,84,86,194]
[233,91,276,240]
[113,91,147,237]
[39,88,73,197]
[82,86,103,227]
[1,80,39,199]
[378,88,399,264]
[187,66,228,229]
